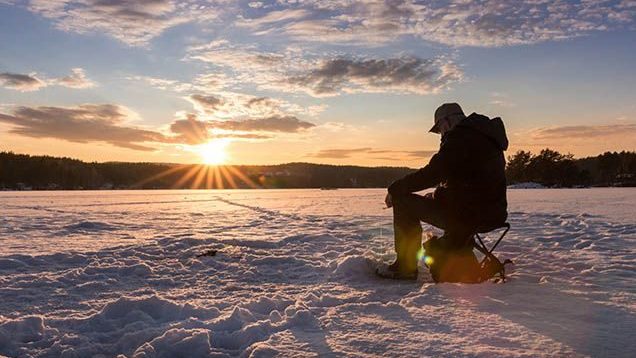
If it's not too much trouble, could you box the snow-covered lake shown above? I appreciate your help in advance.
[1,189,635,357]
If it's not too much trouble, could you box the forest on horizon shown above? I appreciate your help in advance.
[1,149,635,190]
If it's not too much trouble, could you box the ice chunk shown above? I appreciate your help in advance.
[63,221,116,232]
[132,328,212,358]
[89,295,219,329]
[0,316,46,343]
[0,315,57,356]
[331,255,374,276]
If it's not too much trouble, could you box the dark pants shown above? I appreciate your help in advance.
[392,193,474,273]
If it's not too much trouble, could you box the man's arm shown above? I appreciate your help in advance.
[387,132,462,196]
[387,152,444,196]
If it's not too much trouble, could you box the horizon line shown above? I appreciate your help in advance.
[2,149,635,169]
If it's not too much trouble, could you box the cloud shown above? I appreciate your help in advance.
[368,149,437,158]
[238,8,312,28]
[0,100,314,149]
[12,0,635,47]
[128,76,180,90]
[187,41,462,97]
[245,97,276,109]
[185,91,322,119]
[311,147,436,159]
[26,0,228,46]
[186,41,286,76]
[240,1,417,45]
[241,0,636,47]
[189,94,224,113]
[212,132,271,140]
[55,68,96,89]
[0,104,166,151]
[510,122,636,155]
[406,150,437,158]
[126,87,323,143]
[207,115,315,132]
[127,73,235,93]
[126,75,195,93]
[1,68,96,91]
[0,72,47,91]
[531,123,636,139]
[128,71,325,115]
[168,114,209,145]
[282,56,462,96]
[411,0,628,47]
[323,1,420,43]
[243,96,325,117]
[168,113,314,144]
[312,147,372,159]
[190,73,232,92]
[185,41,299,93]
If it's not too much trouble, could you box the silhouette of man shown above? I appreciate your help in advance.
[378,103,509,280]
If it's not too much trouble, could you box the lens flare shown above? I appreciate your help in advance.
[418,248,434,266]
[424,256,434,266]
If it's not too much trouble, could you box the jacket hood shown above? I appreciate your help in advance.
[456,113,509,150]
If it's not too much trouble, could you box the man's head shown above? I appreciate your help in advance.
[430,103,465,135]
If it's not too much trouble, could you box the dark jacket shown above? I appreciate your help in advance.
[388,113,509,230]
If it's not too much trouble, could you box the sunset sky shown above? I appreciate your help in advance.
[1,0,635,166]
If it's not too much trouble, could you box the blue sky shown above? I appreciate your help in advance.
[1,0,635,166]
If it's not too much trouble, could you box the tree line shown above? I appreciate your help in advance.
[0,152,412,190]
[1,149,634,190]
[505,149,636,187]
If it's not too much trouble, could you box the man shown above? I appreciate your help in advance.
[378,103,509,280]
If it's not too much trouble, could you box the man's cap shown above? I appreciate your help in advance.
[430,103,465,133]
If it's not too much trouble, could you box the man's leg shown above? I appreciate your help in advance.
[392,193,446,273]
[433,217,481,282]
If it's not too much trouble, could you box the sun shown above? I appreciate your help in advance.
[195,139,230,165]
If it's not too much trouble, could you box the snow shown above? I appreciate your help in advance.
[0,188,634,357]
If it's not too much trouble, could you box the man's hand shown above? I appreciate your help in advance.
[384,193,393,208]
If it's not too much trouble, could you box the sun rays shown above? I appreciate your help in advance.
[132,163,259,190]
[128,136,260,190]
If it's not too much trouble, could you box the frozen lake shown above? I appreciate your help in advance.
[1,189,635,357]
